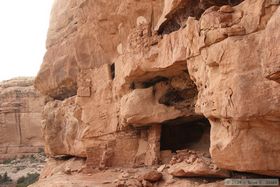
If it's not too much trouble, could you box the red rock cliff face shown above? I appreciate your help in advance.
[0,77,46,160]
[35,0,280,179]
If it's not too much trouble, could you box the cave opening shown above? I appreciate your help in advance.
[160,117,211,154]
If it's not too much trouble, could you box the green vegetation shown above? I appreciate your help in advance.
[2,157,15,164]
[16,173,40,187]
[0,172,12,185]
[29,155,37,163]
[38,148,46,158]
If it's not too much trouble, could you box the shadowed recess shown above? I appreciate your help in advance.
[160,118,211,153]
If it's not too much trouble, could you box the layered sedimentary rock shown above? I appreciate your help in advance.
[35,0,280,181]
[0,77,46,160]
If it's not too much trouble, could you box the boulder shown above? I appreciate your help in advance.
[141,170,163,183]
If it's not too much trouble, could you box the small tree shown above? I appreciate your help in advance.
[0,172,12,184]
[16,173,39,187]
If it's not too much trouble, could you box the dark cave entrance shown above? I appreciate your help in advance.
[160,117,211,154]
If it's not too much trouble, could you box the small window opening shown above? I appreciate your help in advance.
[110,63,115,80]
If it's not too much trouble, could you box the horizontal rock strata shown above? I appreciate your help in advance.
[0,77,46,160]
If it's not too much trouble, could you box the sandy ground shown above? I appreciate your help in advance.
[30,166,225,187]
[0,153,46,182]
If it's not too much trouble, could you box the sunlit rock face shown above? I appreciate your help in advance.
[0,77,46,160]
[35,0,280,179]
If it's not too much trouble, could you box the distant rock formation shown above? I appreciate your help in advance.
[0,77,46,160]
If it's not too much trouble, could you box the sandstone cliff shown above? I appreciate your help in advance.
[34,0,280,186]
[0,77,46,160]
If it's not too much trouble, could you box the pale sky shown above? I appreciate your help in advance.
[0,1,53,81]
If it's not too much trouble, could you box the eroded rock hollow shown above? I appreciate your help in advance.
[34,0,280,185]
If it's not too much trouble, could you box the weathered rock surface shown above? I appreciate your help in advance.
[35,0,164,100]
[168,149,230,177]
[35,0,280,183]
[188,1,280,175]
[0,77,46,160]
[42,96,86,157]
